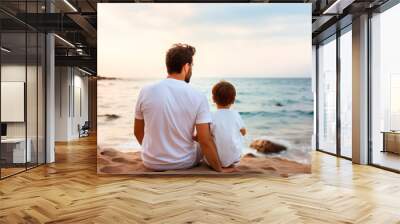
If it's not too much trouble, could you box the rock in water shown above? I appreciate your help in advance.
[99,114,120,121]
[250,139,287,154]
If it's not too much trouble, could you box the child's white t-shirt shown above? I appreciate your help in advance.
[210,109,245,167]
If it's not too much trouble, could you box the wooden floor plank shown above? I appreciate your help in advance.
[0,135,399,223]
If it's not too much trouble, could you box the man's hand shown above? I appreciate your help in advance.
[195,123,223,172]
[134,119,145,145]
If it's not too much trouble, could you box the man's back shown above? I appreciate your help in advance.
[135,78,211,170]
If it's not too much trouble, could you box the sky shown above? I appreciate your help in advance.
[98,3,311,78]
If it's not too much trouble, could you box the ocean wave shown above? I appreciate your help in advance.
[239,110,313,118]
[270,99,299,105]
[290,110,314,116]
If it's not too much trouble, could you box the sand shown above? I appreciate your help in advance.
[97,148,311,177]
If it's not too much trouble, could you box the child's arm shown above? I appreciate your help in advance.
[237,111,246,136]
[240,128,247,136]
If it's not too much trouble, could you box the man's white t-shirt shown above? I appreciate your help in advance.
[135,78,212,170]
[210,109,245,167]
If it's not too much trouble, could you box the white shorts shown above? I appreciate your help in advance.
[143,145,203,171]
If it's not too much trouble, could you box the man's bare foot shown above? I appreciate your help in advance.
[220,166,238,173]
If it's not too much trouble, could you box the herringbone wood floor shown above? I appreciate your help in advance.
[1,136,400,224]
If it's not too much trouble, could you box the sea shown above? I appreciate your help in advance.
[98,77,314,164]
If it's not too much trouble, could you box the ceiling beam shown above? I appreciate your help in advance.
[55,55,96,71]
[67,13,97,45]
[322,0,356,14]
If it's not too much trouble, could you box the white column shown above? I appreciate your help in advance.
[352,14,369,164]
[46,33,55,163]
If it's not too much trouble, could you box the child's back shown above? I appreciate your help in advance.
[211,109,245,167]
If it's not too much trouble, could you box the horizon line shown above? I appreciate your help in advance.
[98,75,311,80]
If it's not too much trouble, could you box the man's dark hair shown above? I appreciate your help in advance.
[166,43,196,74]
[212,81,236,107]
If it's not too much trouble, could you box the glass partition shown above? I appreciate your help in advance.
[27,0,39,170]
[371,4,400,171]
[1,31,28,177]
[339,28,352,158]
[317,36,337,154]
[0,3,46,179]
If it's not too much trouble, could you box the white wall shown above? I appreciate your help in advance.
[55,66,70,141]
[1,63,46,164]
[74,73,89,130]
[55,67,89,141]
[1,65,26,131]
[1,65,38,138]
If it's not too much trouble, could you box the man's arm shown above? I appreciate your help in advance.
[134,118,145,145]
[195,123,223,172]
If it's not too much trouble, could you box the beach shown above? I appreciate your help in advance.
[97,148,311,176]
[97,77,314,173]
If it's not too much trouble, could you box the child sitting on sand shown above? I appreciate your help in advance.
[206,81,246,167]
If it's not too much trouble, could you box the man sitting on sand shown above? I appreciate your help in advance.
[134,43,234,173]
